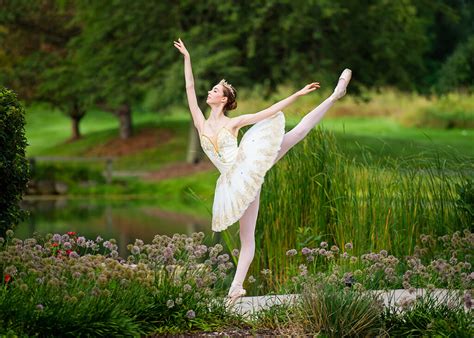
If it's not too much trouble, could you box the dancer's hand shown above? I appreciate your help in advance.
[174,38,190,58]
[297,82,320,96]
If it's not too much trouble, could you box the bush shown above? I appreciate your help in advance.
[402,93,474,129]
[32,162,106,185]
[0,87,29,237]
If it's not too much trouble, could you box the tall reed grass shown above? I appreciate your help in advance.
[223,127,472,292]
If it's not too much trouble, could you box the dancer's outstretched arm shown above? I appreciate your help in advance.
[234,82,320,128]
[174,38,205,130]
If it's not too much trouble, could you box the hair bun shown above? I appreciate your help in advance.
[228,101,237,111]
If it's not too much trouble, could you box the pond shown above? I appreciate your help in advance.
[16,197,220,259]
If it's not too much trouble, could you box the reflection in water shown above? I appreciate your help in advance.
[17,197,217,259]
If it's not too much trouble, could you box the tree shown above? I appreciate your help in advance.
[0,0,87,139]
[0,88,29,237]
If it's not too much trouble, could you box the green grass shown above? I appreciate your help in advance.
[25,105,473,173]
[219,127,473,294]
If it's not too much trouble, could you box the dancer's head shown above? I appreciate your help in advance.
[206,79,237,116]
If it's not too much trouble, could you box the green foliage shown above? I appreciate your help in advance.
[32,162,106,185]
[250,127,472,292]
[436,36,474,93]
[2,0,472,120]
[0,87,29,237]
[382,291,473,337]
[456,178,474,224]
[299,277,385,337]
[402,92,474,129]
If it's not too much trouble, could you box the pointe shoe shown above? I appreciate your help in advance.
[330,68,352,101]
[225,283,246,307]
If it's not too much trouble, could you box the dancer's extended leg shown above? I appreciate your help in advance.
[273,68,352,163]
[228,187,261,296]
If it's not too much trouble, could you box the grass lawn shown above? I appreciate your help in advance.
[26,103,473,172]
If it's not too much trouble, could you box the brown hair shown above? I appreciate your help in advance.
[219,79,237,116]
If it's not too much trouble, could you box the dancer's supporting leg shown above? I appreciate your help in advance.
[228,187,262,296]
[273,68,352,163]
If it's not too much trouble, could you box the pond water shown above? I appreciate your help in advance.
[16,197,221,259]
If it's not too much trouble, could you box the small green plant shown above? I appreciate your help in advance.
[382,290,473,337]
[298,276,386,337]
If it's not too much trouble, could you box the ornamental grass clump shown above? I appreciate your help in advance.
[297,276,386,337]
[0,230,240,336]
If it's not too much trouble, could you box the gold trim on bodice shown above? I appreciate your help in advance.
[199,127,238,153]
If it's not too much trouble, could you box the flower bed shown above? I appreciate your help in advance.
[0,229,472,336]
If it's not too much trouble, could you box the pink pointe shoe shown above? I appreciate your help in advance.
[225,282,246,307]
[330,68,352,102]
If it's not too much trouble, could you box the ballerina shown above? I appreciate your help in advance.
[174,38,351,306]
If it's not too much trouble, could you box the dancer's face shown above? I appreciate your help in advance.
[206,84,228,106]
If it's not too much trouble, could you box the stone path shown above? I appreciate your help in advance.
[229,289,470,318]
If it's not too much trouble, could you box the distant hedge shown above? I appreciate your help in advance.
[0,87,29,237]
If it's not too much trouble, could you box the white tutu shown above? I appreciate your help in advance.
[199,111,285,232]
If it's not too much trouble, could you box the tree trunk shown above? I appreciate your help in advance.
[69,101,85,141]
[71,116,81,140]
[186,100,207,164]
[117,104,133,139]
[186,122,202,164]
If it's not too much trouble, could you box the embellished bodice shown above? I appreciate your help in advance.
[199,128,238,174]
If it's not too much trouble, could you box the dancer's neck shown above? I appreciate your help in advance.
[208,106,226,121]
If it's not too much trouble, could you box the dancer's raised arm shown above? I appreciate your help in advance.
[174,38,205,130]
[233,82,320,128]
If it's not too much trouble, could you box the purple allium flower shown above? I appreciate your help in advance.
[320,241,328,248]
[286,249,297,256]
[131,246,140,255]
[63,242,72,250]
[166,300,175,308]
[61,234,70,243]
[186,309,196,319]
[299,264,308,276]
[231,248,239,257]
[183,284,192,292]
[52,234,62,242]
[342,252,349,259]
[36,304,44,311]
[345,242,353,250]
[464,291,472,309]
[379,250,388,257]
[330,245,339,253]
[95,236,103,243]
[218,254,229,262]
[135,239,144,247]
[301,247,311,255]
[306,255,315,262]
[319,249,327,256]
[163,247,174,259]
[69,251,80,259]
